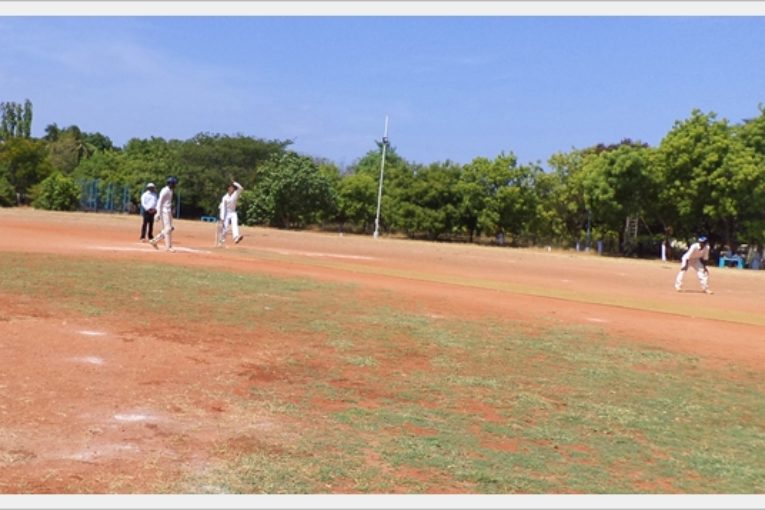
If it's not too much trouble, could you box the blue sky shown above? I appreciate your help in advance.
[1,11,764,169]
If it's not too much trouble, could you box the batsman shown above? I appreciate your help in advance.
[218,178,244,246]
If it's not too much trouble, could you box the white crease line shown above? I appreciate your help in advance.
[70,356,104,365]
[267,248,376,261]
[89,246,210,254]
[113,413,156,423]
[79,330,106,337]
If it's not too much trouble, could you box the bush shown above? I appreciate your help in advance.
[237,189,257,226]
[0,176,15,207]
[31,172,81,211]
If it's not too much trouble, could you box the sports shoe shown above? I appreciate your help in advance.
[674,284,681,292]
[234,235,244,244]
[166,247,176,253]
[704,288,714,295]
[149,238,159,250]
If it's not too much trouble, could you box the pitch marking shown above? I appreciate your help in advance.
[70,356,104,365]
[90,246,211,254]
[113,413,155,422]
[269,248,376,260]
[79,330,107,337]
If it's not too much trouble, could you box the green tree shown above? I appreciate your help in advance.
[391,161,462,240]
[579,141,657,252]
[656,109,739,247]
[738,104,765,156]
[0,176,15,207]
[335,171,377,233]
[0,99,33,140]
[0,137,54,200]
[349,143,412,236]
[247,152,336,228]
[177,133,291,217]
[47,125,97,173]
[705,141,765,247]
[43,123,61,142]
[457,152,537,244]
[543,150,589,246]
[31,171,81,211]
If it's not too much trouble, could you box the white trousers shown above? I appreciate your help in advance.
[675,259,709,290]
[154,210,174,249]
[221,211,240,240]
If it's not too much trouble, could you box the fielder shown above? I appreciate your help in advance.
[150,176,178,253]
[218,179,244,246]
[675,235,712,294]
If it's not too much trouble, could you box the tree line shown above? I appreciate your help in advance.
[2,99,765,256]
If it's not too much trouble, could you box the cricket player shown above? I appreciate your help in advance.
[218,179,244,246]
[675,235,712,294]
[150,176,178,252]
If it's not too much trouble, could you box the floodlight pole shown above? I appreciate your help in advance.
[373,115,389,239]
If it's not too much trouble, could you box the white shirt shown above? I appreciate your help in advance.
[219,181,243,219]
[140,190,158,211]
[157,185,174,214]
[682,242,710,263]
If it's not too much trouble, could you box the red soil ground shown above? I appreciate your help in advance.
[1,208,763,493]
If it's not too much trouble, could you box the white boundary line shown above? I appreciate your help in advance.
[88,245,212,254]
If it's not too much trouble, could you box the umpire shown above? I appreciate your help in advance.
[139,182,158,242]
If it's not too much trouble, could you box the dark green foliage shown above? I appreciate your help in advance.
[31,171,81,211]
[176,133,291,218]
[0,137,53,199]
[3,97,765,252]
[0,176,16,207]
[335,171,377,233]
[246,152,336,228]
[0,99,33,140]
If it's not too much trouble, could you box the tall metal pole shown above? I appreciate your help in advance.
[373,115,389,239]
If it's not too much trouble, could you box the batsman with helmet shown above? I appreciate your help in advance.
[150,176,178,253]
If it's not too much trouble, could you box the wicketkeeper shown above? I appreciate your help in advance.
[675,235,712,294]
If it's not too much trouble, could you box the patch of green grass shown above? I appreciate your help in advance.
[3,253,763,494]
[0,253,344,328]
[281,309,765,493]
[345,356,378,367]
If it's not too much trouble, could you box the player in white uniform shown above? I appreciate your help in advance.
[218,180,244,246]
[675,235,712,294]
[150,177,178,252]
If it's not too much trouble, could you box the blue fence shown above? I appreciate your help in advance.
[78,179,135,213]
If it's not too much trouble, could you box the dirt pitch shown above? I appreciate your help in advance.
[1,208,763,494]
